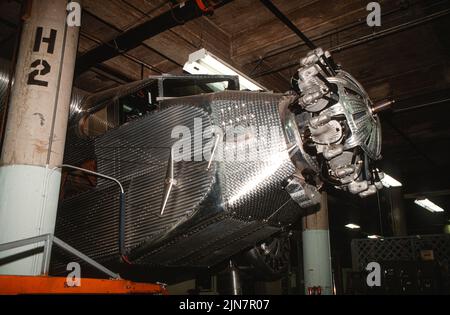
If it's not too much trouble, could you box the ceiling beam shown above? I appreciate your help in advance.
[76,0,233,76]
[259,0,316,50]
[92,64,134,84]
[80,10,181,68]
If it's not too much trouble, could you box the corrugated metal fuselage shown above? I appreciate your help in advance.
[54,91,304,270]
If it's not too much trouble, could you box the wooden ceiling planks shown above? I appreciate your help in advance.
[2,1,449,107]
[76,0,296,91]
[126,45,176,72]
[176,17,232,62]
[74,69,122,93]
[231,0,380,64]
[72,0,318,92]
[208,0,311,37]
[82,0,145,30]
[119,0,174,24]
[78,0,186,85]
[247,2,449,99]
[77,16,120,54]
[73,0,450,114]
[245,0,409,75]
[143,31,197,67]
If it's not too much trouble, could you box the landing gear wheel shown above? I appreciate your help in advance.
[243,234,291,281]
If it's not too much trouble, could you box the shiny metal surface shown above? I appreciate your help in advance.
[326,71,382,160]
[55,91,306,267]
[294,49,384,197]
[57,105,215,262]
[208,92,298,220]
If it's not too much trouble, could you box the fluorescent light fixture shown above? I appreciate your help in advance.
[184,49,267,91]
[381,173,402,188]
[414,198,444,213]
[368,235,381,239]
[345,223,361,230]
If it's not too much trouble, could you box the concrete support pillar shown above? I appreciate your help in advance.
[0,0,80,275]
[302,192,333,295]
[389,187,407,236]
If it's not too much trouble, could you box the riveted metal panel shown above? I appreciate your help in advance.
[55,91,301,268]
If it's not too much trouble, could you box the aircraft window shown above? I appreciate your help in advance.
[80,78,234,138]
[119,86,158,124]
